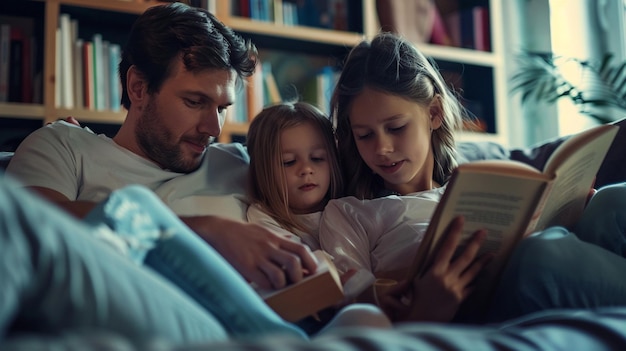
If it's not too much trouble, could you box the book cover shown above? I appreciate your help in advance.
[255,250,344,322]
[406,123,619,312]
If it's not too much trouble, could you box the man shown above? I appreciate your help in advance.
[6,2,315,290]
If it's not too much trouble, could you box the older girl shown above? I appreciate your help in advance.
[331,32,626,323]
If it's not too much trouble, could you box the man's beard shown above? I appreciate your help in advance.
[136,98,206,173]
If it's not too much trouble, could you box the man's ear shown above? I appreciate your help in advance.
[429,94,444,130]
[127,66,147,106]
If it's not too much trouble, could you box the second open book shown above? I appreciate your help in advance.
[406,123,619,311]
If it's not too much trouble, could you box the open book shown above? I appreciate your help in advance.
[255,250,344,322]
[406,123,619,315]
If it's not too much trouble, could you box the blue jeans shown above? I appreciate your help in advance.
[489,182,626,322]
[0,179,226,345]
[82,185,306,340]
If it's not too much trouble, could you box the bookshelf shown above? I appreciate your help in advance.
[0,0,374,148]
[0,0,518,149]
[367,0,519,146]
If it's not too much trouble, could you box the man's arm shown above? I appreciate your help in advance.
[27,186,97,218]
[182,215,318,290]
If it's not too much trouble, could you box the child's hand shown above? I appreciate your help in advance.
[586,178,597,207]
[378,216,493,322]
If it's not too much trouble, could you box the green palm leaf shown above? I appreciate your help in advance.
[511,51,626,123]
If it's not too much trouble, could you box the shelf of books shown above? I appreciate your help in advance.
[1,0,514,149]
[215,0,369,143]
[0,0,371,149]
[372,0,510,145]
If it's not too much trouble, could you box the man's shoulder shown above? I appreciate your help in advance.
[25,120,104,147]
[206,142,249,163]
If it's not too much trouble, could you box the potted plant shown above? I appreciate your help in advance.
[511,52,626,124]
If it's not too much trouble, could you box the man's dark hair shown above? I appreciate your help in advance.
[119,2,257,109]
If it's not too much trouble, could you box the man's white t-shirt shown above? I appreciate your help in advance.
[7,121,250,219]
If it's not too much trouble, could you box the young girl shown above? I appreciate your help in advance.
[330,31,626,323]
[246,102,343,252]
[245,101,490,323]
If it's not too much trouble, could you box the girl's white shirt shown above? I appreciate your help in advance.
[319,186,446,276]
[247,186,446,299]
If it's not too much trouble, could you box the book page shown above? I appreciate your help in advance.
[537,124,619,230]
[408,167,548,281]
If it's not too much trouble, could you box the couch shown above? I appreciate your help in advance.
[2,119,626,351]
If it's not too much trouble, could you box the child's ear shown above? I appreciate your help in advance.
[429,95,443,130]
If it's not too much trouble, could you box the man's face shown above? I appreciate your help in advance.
[136,60,237,173]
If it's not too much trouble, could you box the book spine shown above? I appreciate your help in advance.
[261,61,281,104]
[8,27,24,102]
[83,41,94,110]
[55,27,61,107]
[92,33,105,111]
[473,6,490,52]
[0,24,10,102]
[21,34,33,103]
[246,57,264,120]
[443,11,461,47]
[59,13,74,108]
[101,40,110,111]
[459,7,475,49]
[109,43,121,112]
[73,39,84,108]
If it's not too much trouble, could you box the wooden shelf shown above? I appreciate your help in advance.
[417,43,500,67]
[225,16,365,47]
[49,108,126,124]
[41,0,161,14]
[0,103,45,119]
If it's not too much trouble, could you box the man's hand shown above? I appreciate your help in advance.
[183,215,318,290]
[27,186,97,218]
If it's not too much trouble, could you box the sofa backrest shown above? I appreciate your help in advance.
[0,152,12,171]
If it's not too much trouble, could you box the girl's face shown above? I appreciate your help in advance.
[279,122,331,214]
[349,87,440,195]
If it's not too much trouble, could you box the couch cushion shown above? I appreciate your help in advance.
[0,152,13,171]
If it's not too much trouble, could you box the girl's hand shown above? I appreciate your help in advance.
[379,216,493,322]
[586,178,597,207]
